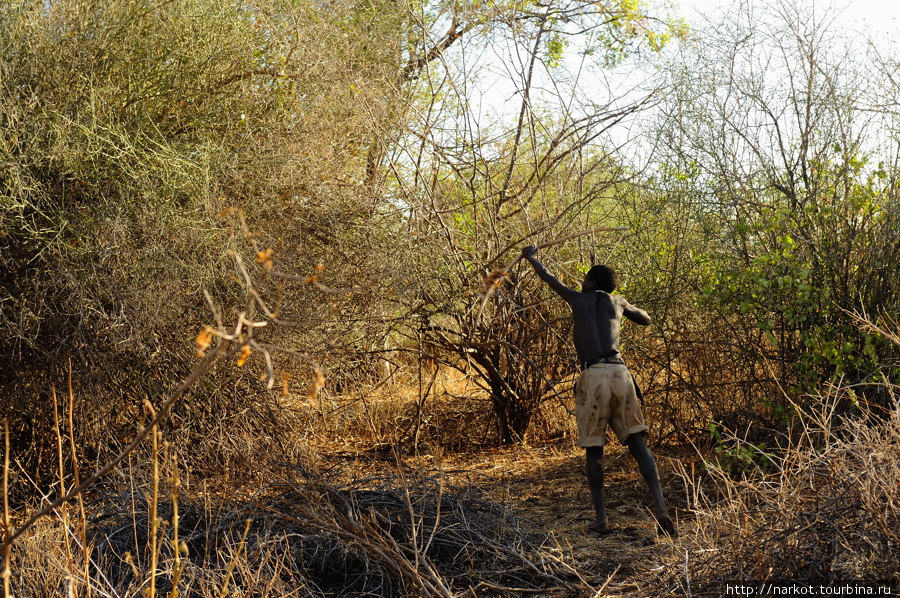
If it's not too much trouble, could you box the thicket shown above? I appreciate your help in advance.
[0,0,411,481]
[2,0,900,594]
[0,0,896,461]
[379,1,900,450]
[616,3,900,449]
[1,0,689,468]
[2,0,898,466]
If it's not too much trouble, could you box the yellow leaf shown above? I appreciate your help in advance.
[256,248,274,270]
[237,345,251,367]
[196,326,213,357]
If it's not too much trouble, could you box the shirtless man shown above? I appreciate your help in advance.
[521,245,676,538]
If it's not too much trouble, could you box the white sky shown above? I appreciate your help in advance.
[671,0,900,38]
[441,0,900,148]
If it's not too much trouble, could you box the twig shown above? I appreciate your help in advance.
[484,226,631,292]
[473,581,563,594]
[217,519,252,598]
[1,341,233,550]
[147,401,160,598]
[2,419,10,598]
[67,360,91,598]
[167,453,184,598]
[52,384,77,582]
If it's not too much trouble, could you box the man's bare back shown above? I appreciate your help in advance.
[521,245,650,364]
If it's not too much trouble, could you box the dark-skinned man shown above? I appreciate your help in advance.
[521,245,676,538]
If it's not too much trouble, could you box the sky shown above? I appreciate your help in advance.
[470,0,900,118]
[439,0,900,152]
[671,0,900,39]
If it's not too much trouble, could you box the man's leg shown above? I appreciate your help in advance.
[624,433,677,537]
[585,446,611,533]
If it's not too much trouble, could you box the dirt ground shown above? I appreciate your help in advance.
[311,373,698,595]
[442,440,692,595]
[321,433,695,596]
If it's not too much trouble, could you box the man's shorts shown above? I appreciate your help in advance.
[575,363,648,448]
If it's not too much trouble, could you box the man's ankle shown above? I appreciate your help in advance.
[589,519,614,535]
[653,512,677,538]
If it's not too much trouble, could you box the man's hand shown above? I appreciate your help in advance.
[521,245,538,259]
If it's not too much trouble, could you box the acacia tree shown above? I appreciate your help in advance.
[381,0,686,443]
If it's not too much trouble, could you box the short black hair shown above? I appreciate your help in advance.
[585,264,617,293]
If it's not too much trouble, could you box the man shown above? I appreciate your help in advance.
[521,245,676,538]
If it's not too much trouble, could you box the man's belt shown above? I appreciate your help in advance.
[582,355,625,370]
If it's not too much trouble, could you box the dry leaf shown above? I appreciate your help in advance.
[307,366,325,398]
[256,248,274,270]
[196,326,213,357]
[237,345,251,366]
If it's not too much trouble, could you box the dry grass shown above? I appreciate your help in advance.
[5,324,899,597]
[651,385,900,595]
[4,374,899,596]
[6,457,593,597]
[300,367,578,455]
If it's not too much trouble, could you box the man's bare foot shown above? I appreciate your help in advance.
[588,520,615,536]
[653,513,677,538]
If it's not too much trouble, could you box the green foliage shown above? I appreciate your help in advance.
[645,4,900,422]
[569,0,688,67]
[700,157,900,392]
[707,422,774,477]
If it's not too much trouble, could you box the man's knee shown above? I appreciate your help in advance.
[626,433,658,470]
[624,431,647,448]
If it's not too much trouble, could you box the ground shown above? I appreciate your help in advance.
[322,432,695,596]
[312,372,696,595]
[444,440,690,594]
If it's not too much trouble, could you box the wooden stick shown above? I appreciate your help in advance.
[2,418,10,598]
[67,360,91,598]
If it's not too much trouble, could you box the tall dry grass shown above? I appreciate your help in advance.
[654,381,899,595]
[4,435,591,597]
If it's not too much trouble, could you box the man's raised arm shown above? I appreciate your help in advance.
[521,245,579,301]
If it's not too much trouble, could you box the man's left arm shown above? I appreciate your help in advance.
[521,245,580,302]
[622,299,651,326]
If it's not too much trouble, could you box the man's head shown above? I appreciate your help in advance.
[583,265,617,293]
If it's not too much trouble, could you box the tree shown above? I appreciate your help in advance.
[648,0,900,416]
[383,0,686,442]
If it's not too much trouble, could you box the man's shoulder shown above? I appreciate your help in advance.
[597,291,626,305]
[612,293,632,305]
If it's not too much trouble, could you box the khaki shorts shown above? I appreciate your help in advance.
[575,363,648,448]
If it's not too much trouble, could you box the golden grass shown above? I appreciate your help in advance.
[652,387,900,595]
[3,360,898,597]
